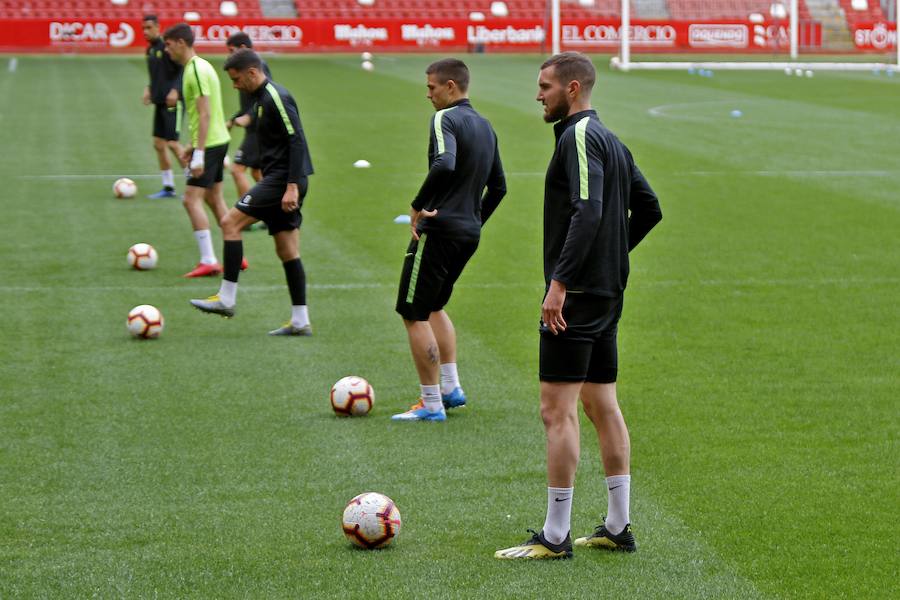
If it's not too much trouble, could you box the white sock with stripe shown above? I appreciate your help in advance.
[542,486,573,545]
[605,475,631,535]
[193,230,217,265]
[420,384,443,414]
[440,362,460,395]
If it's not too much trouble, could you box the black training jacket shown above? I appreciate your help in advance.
[232,59,272,134]
[411,99,506,241]
[146,37,182,105]
[251,79,314,183]
[544,109,662,296]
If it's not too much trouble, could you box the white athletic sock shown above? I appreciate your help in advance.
[217,280,237,307]
[420,384,443,414]
[542,486,574,545]
[605,475,631,535]
[291,305,309,328]
[439,362,460,395]
[161,169,174,189]
[193,230,217,265]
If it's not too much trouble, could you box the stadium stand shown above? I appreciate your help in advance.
[292,0,666,20]
[0,0,264,19]
[666,0,811,20]
[836,0,886,24]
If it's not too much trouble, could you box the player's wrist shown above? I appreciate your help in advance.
[190,149,205,169]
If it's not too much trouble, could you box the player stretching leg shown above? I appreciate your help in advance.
[189,49,315,336]
[163,23,242,278]
[141,14,184,199]
[495,53,662,560]
[392,59,506,422]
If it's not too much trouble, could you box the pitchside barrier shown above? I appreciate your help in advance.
[0,16,895,57]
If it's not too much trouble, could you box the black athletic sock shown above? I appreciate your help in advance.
[164,185,175,192]
[223,240,243,283]
[283,257,306,305]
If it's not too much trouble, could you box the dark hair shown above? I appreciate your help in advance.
[540,51,596,94]
[162,23,194,47]
[142,14,159,24]
[226,32,253,49]
[426,58,470,92]
[223,48,262,72]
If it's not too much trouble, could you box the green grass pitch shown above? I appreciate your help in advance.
[1,53,898,598]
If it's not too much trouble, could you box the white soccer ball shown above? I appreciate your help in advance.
[127,243,158,270]
[360,51,373,61]
[361,60,374,72]
[330,376,374,416]
[342,492,402,549]
[127,304,164,339]
[113,177,137,199]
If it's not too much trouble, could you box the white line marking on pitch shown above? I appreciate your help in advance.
[685,170,897,177]
[1,277,897,294]
[18,174,160,181]
[8,58,17,73]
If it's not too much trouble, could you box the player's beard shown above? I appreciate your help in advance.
[543,97,569,123]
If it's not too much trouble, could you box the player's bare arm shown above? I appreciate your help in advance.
[191,95,211,177]
[542,279,567,335]
[282,183,299,213]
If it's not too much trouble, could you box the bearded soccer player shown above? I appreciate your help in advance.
[495,52,662,560]
[392,58,506,422]
[189,49,315,336]
[224,32,273,203]
[141,14,184,199]
[163,23,237,278]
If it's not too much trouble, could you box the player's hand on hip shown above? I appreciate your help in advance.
[189,149,205,178]
[410,207,437,241]
[282,184,300,213]
[542,280,567,335]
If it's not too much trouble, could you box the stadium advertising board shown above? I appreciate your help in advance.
[0,17,835,53]
[852,23,897,50]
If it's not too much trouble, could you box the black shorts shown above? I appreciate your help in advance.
[235,176,308,235]
[539,293,624,384]
[233,131,260,169]
[186,143,228,189]
[152,102,181,141]
[395,233,479,321]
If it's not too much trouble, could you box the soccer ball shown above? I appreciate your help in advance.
[342,492,402,549]
[127,243,158,270]
[330,376,374,416]
[127,304,164,339]
[113,177,137,198]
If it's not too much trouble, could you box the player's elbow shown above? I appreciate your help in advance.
[433,154,456,173]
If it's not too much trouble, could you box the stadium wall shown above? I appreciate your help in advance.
[0,17,894,53]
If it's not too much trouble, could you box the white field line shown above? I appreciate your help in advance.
[8,58,17,73]
[18,174,160,180]
[1,277,897,294]
[684,170,898,177]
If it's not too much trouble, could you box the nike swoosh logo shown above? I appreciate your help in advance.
[554,497,570,502]
[608,485,622,491]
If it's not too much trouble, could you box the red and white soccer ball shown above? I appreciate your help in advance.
[127,304,164,339]
[113,177,137,199]
[127,243,158,270]
[342,492,402,549]
[330,376,374,416]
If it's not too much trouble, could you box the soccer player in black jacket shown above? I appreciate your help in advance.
[224,32,273,203]
[190,49,315,336]
[496,52,662,560]
[392,58,506,422]
[141,14,184,199]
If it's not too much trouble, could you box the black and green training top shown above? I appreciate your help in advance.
[145,37,182,105]
[411,99,507,241]
[250,79,313,184]
[544,109,662,297]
